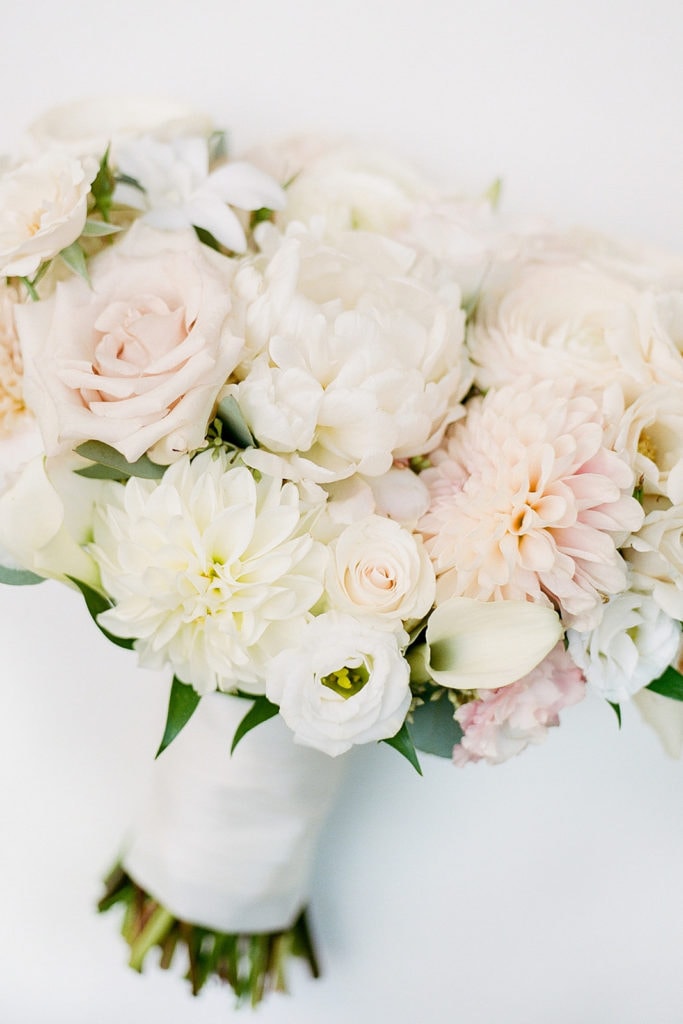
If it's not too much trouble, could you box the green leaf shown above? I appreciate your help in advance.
[230,695,279,754]
[74,440,166,480]
[381,721,423,775]
[194,225,224,252]
[410,691,463,758]
[0,564,45,586]
[208,130,229,164]
[81,219,122,237]
[484,176,503,209]
[114,172,146,193]
[91,145,115,221]
[66,575,135,650]
[155,676,201,758]
[607,701,622,728]
[647,665,683,701]
[60,241,90,284]
[250,207,274,229]
[74,463,127,481]
[215,395,256,449]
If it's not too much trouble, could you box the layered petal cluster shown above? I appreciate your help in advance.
[0,283,27,437]
[91,451,327,694]
[453,643,585,766]
[419,378,643,629]
[227,222,471,483]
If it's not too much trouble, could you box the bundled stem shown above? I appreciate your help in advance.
[98,864,320,1007]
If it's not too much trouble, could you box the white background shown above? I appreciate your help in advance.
[2,2,683,1021]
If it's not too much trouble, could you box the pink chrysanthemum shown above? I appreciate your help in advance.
[418,378,643,630]
[452,643,586,766]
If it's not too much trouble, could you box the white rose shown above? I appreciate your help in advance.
[26,97,213,158]
[626,502,683,619]
[17,223,243,465]
[325,515,435,627]
[566,591,681,702]
[0,151,95,278]
[614,383,683,502]
[266,612,411,756]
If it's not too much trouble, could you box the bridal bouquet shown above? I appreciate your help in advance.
[2,97,683,1006]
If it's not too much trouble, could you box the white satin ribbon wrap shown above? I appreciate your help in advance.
[123,694,345,933]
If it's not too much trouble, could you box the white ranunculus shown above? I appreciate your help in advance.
[26,97,213,158]
[115,137,285,254]
[0,151,95,278]
[265,612,411,756]
[325,515,435,627]
[92,451,327,695]
[228,222,470,483]
[615,384,683,502]
[566,591,680,702]
[17,223,243,465]
[626,501,683,619]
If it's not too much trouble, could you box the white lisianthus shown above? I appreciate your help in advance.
[615,384,683,502]
[325,515,435,627]
[0,151,95,278]
[17,224,243,465]
[265,612,411,756]
[228,222,470,483]
[91,450,327,695]
[566,591,681,702]
[115,137,285,254]
[626,501,683,619]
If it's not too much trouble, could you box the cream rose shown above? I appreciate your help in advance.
[0,151,95,278]
[17,224,243,465]
[615,383,683,502]
[325,515,435,627]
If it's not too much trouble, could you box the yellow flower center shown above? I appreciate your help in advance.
[320,663,370,699]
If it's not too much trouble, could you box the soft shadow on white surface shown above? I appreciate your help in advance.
[2,3,683,1021]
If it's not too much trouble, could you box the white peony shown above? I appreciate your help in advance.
[265,612,411,756]
[115,137,285,254]
[325,515,435,627]
[228,222,471,483]
[0,151,95,278]
[91,450,327,695]
[566,590,681,702]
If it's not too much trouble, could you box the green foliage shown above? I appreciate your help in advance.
[81,219,122,237]
[155,676,201,758]
[194,225,224,252]
[74,440,166,480]
[607,701,622,728]
[410,690,463,758]
[90,146,115,221]
[381,721,423,775]
[208,130,229,164]
[59,241,90,284]
[647,665,683,701]
[0,564,45,586]
[215,395,257,449]
[250,207,274,228]
[230,695,280,754]
[66,575,135,650]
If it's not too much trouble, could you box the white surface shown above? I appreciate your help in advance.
[2,3,683,1021]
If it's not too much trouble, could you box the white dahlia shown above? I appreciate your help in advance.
[91,450,327,694]
[418,378,643,630]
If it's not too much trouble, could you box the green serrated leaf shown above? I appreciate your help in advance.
[155,676,201,758]
[410,691,463,758]
[66,575,135,650]
[82,219,122,237]
[647,665,683,701]
[230,696,280,754]
[0,564,45,586]
[60,242,90,284]
[381,721,423,775]
[75,441,166,480]
[215,395,256,449]
[607,700,622,728]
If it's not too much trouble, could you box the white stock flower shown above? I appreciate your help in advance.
[0,151,95,278]
[115,137,285,254]
[229,223,470,483]
[566,591,680,702]
[325,515,435,627]
[265,612,411,756]
[92,451,327,694]
[18,224,243,465]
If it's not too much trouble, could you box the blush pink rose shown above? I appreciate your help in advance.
[17,224,243,464]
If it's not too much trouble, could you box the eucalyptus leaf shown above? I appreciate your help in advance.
[0,564,45,586]
[75,463,128,481]
[410,692,463,758]
[215,395,257,449]
[381,721,423,775]
[230,695,280,754]
[60,241,90,284]
[156,677,201,758]
[82,220,122,237]
[66,575,135,650]
[75,441,166,479]
[647,665,683,702]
